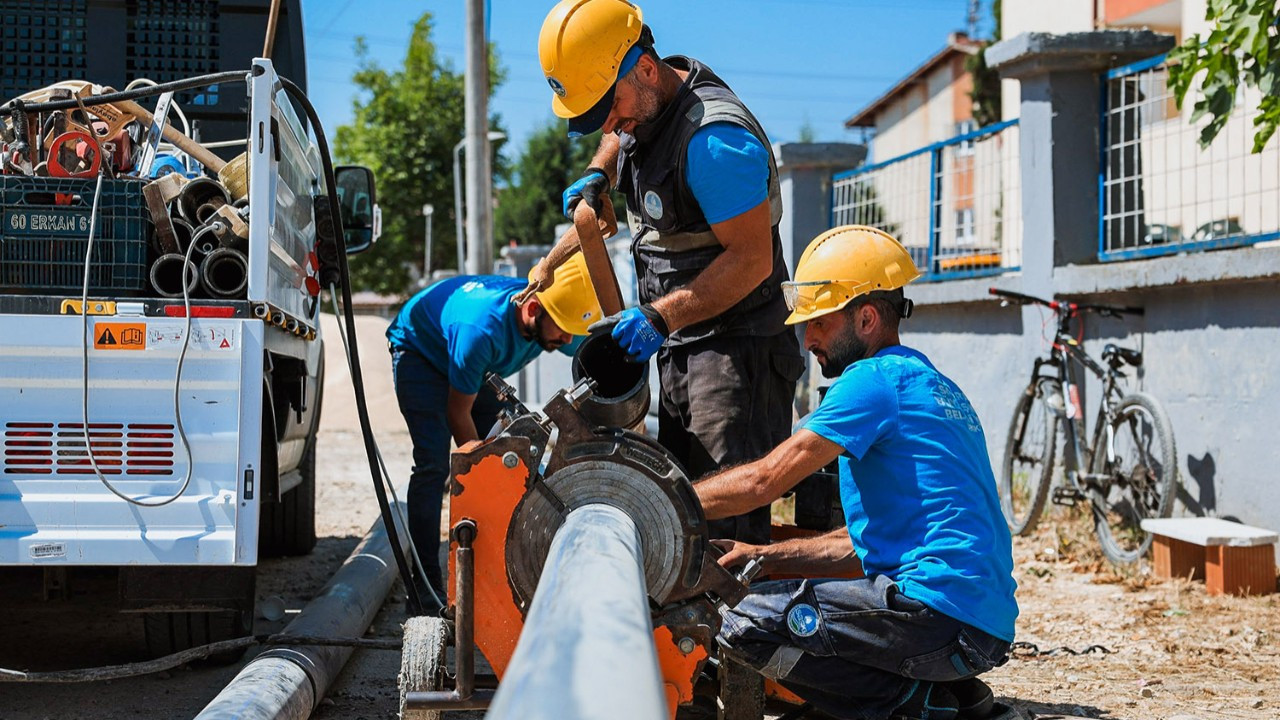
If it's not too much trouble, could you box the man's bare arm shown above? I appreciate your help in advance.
[650,199,773,332]
[714,529,859,577]
[445,388,479,446]
[695,430,843,520]
[588,133,621,187]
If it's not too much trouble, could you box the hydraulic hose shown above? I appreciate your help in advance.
[276,76,425,615]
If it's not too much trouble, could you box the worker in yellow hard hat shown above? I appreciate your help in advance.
[538,0,803,557]
[693,226,1018,720]
[386,252,600,612]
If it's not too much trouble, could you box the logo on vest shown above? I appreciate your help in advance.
[547,76,567,98]
[643,190,664,220]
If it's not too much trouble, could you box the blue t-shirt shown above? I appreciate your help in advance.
[686,123,769,224]
[802,345,1018,641]
[386,275,578,395]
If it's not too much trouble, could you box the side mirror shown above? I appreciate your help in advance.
[334,165,379,254]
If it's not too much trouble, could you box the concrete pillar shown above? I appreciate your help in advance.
[985,31,1174,369]
[773,142,866,415]
[985,31,1175,287]
[773,142,867,272]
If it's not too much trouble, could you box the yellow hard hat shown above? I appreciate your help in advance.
[531,251,603,335]
[539,0,645,135]
[782,225,921,325]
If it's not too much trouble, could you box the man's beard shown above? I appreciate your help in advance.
[628,77,664,130]
[817,329,869,378]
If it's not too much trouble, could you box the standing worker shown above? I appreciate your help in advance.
[386,252,602,610]
[537,0,803,547]
[693,226,1018,720]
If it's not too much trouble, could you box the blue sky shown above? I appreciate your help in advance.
[302,0,995,158]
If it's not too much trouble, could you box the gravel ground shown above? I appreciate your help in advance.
[2,312,1276,719]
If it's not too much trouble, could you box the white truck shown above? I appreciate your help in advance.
[0,59,377,657]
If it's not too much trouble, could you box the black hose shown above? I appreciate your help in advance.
[277,76,424,615]
[4,71,250,114]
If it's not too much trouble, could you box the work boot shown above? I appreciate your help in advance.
[888,681,958,720]
[944,677,995,719]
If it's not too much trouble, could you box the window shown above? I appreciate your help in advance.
[954,119,977,156]
[954,207,976,245]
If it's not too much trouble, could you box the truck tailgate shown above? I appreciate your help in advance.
[0,314,263,565]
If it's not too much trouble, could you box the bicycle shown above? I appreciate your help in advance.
[990,287,1178,564]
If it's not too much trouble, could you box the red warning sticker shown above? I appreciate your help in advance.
[93,322,147,350]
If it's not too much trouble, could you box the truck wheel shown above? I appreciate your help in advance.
[259,439,317,556]
[143,609,253,664]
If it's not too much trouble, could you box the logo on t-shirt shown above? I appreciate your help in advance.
[933,382,982,433]
[786,603,820,638]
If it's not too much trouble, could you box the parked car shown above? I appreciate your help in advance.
[1141,222,1183,245]
[1190,217,1244,242]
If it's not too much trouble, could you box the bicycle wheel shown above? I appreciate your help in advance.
[1089,392,1178,564]
[1000,379,1058,535]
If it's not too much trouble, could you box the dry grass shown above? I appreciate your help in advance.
[987,506,1280,719]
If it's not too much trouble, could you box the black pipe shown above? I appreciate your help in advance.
[149,253,199,298]
[277,75,424,614]
[200,248,247,298]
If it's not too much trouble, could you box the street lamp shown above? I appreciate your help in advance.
[452,130,507,272]
[422,203,434,285]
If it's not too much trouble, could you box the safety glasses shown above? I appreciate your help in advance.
[780,279,872,314]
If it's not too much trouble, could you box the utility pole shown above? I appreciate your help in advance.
[464,0,493,274]
[422,203,434,284]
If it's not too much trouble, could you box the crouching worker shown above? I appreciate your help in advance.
[386,252,602,611]
[693,226,1017,720]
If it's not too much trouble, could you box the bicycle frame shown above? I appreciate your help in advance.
[1026,312,1129,493]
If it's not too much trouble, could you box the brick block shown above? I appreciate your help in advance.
[1205,544,1276,597]
[1152,535,1202,581]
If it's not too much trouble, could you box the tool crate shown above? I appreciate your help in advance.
[0,175,151,294]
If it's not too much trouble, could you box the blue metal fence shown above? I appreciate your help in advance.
[1100,53,1280,261]
[831,119,1021,281]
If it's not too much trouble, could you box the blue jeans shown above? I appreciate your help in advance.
[717,575,1009,720]
[390,345,506,599]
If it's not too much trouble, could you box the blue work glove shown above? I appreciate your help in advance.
[588,305,669,363]
[562,167,610,217]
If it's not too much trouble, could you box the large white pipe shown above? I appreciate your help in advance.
[193,503,409,720]
[486,504,667,720]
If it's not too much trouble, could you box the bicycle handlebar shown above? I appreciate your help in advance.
[988,287,1143,318]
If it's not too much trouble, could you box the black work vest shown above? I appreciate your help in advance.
[616,56,790,346]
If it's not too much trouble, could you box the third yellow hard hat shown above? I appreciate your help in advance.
[539,0,645,131]
[782,225,921,325]
[532,251,603,336]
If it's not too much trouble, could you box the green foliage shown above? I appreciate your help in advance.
[797,118,817,143]
[493,123,608,247]
[333,14,507,294]
[966,0,1002,128]
[1167,0,1280,153]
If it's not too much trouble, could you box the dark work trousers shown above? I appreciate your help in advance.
[718,575,1011,720]
[391,345,507,605]
[657,330,803,544]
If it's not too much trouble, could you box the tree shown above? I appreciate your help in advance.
[1167,0,1280,153]
[494,123,606,247]
[966,0,1002,128]
[797,118,818,143]
[333,14,506,294]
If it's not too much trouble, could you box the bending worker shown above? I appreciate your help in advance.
[694,226,1018,720]
[538,0,803,545]
[386,253,601,610]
